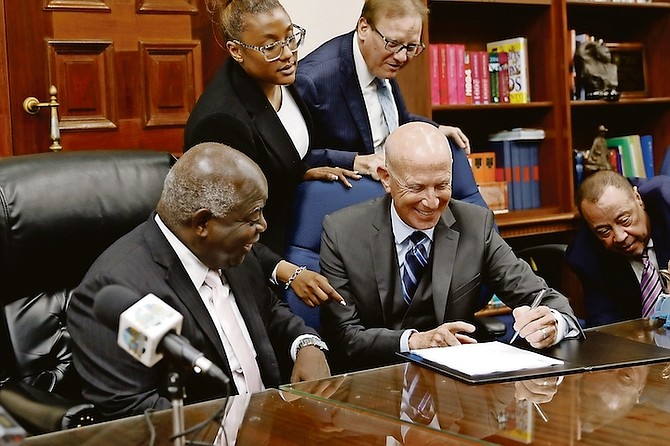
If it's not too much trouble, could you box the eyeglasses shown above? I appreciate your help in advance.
[372,26,425,57]
[230,24,306,62]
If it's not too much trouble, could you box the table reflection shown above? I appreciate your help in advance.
[285,359,670,445]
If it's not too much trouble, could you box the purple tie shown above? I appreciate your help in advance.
[641,250,663,318]
[402,231,429,305]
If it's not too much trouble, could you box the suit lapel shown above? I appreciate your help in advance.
[370,197,397,325]
[230,62,303,174]
[430,209,459,322]
[339,32,375,153]
[144,217,229,365]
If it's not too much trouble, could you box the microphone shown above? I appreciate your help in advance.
[94,284,230,387]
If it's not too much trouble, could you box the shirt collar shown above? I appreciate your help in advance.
[353,31,376,90]
[154,213,210,289]
[389,200,435,245]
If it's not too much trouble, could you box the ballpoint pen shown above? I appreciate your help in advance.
[509,288,548,344]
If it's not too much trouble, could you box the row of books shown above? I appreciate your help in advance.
[469,128,545,212]
[575,134,655,186]
[429,37,530,106]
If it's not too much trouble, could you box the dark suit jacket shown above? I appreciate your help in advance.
[320,195,580,372]
[566,176,670,327]
[295,31,488,208]
[67,214,318,420]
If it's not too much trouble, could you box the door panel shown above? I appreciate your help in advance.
[4,0,216,155]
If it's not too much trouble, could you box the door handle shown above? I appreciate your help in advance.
[23,85,62,152]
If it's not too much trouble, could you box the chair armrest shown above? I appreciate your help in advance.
[0,381,98,434]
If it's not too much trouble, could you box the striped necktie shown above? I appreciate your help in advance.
[641,250,663,318]
[374,77,398,134]
[402,231,429,306]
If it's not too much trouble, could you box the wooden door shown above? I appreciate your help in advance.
[3,0,224,156]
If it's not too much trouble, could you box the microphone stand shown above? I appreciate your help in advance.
[167,371,186,446]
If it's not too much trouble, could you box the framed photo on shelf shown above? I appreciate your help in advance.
[606,42,648,98]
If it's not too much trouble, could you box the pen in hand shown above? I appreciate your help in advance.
[509,288,548,344]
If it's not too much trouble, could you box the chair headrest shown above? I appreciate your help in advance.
[0,150,175,303]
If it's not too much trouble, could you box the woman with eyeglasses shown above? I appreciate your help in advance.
[184,0,353,307]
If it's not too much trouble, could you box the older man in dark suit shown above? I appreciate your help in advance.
[319,122,583,373]
[295,0,487,208]
[68,143,330,420]
[566,171,670,327]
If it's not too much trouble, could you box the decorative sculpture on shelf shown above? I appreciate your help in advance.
[574,40,620,102]
[584,125,613,174]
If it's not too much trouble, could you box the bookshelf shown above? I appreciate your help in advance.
[396,0,670,239]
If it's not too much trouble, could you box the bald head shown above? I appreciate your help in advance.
[384,122,453,175]
[157,142,267,230]
[379,122,453,230]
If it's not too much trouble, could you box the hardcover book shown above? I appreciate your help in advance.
[486,37,530,103]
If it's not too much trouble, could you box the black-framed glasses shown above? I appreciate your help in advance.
[372,26,425,57]
[230,24,306,62]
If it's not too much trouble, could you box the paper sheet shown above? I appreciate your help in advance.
[411,341,564,376]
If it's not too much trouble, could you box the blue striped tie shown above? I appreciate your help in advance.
[374,77,398,134]
[402,231,429,305]
[641,250,663,318]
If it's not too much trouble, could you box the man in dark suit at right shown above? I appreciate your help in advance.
[295,0,488,208]
[566,170,670,327]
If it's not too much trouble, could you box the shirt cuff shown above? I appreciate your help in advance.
[550,309,581,344]
[270,262,279,285]
[400,329,418,352]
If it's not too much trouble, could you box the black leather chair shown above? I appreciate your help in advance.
[0,150,175,434]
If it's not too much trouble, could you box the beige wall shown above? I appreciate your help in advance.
[280,0,363,56]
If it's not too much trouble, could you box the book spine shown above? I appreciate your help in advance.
[456,44,466,104]
[490,141,513,208]
[438,44,449,104]
[479,51,491,104]
[511,141,524,209]
[445,44,459,104]
[627,134,646,178]
[608,148,621,173]
[471,51,483,104]
[429,44,441,105]
[464,51,473,105]
[498,51,510,103]
[528,142,541,208]
[489,51,500,103]
[640,134,655,177]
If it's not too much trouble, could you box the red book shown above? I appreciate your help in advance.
[479,50,491,104]
[498,51,510,103]
[444,44,459,104]
[438,44,449,104]
[429,44,440,105]
[464,51,473,104]
[471,51,483,104]
[455,44,466,104]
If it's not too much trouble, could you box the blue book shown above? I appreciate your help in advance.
[489,140,514,210]
[640,135,655,177]
[529,142,541,208]
[510,141,523,209]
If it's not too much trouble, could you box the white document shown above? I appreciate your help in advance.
[411,341,563,376]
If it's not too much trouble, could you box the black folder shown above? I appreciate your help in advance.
[397,330,670,384]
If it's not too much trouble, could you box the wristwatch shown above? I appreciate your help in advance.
[296,337,328,353]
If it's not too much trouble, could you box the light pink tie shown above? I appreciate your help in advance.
[641,251,663,318]
[205,270,264,393]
